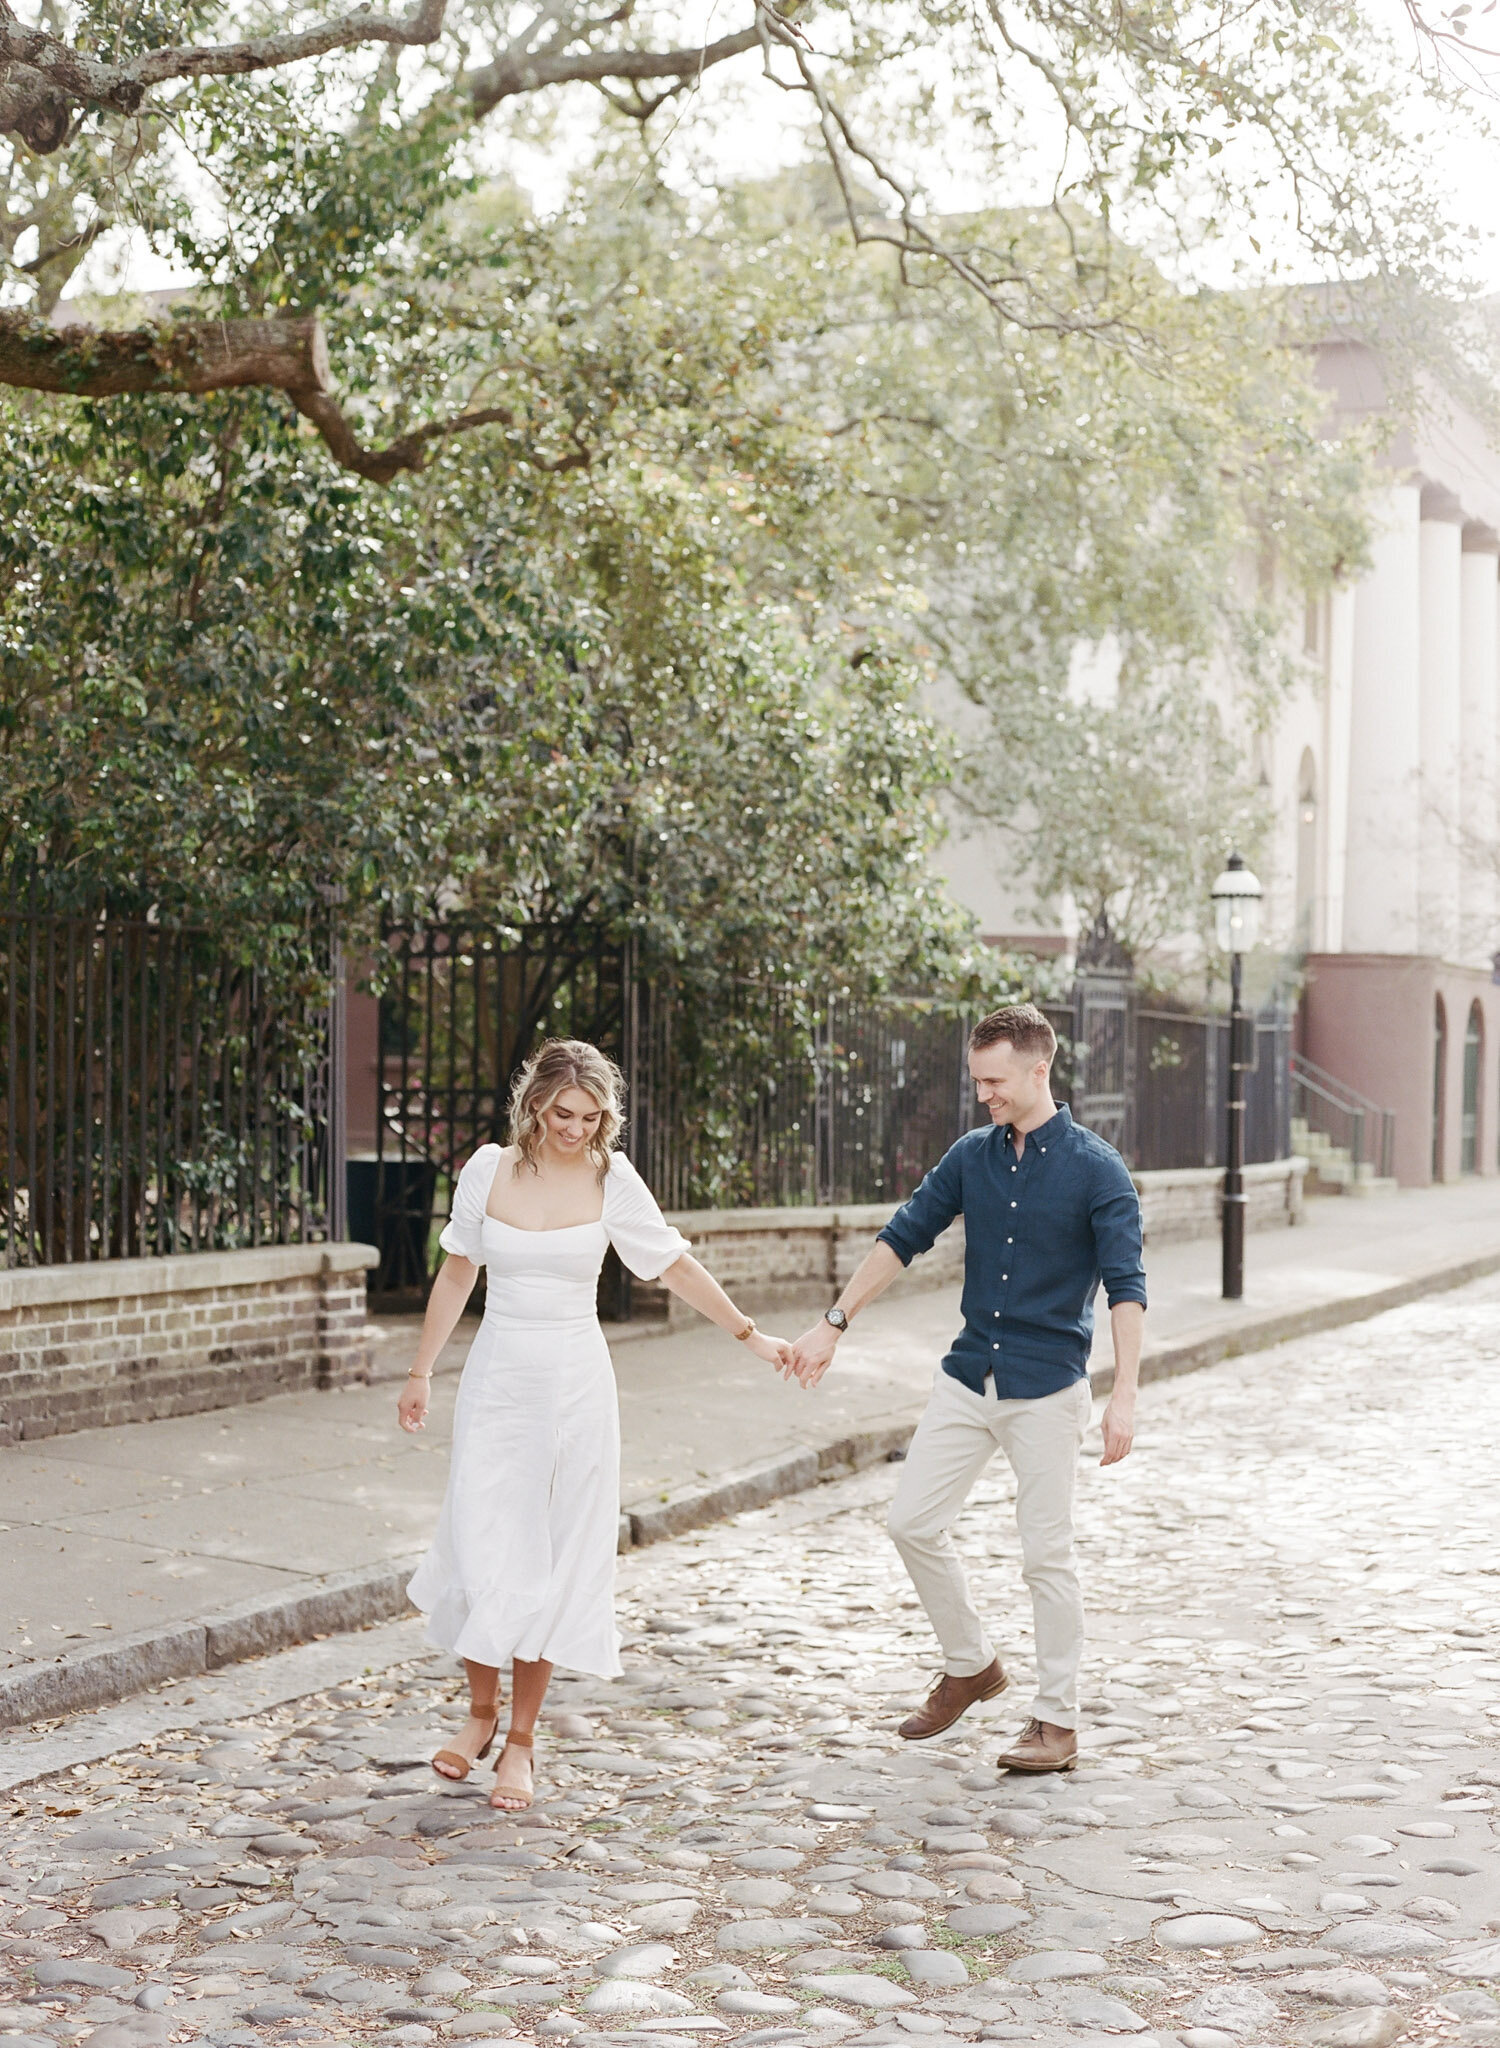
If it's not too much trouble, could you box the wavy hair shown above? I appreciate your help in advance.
[507,1038,624,1181]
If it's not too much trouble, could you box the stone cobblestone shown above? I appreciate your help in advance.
[4,1277,1500,2048]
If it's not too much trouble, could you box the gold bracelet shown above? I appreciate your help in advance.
[733,1317,756,1343]
[407,1370,432,1381]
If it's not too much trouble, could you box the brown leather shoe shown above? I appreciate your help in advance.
[997,1717,1078,1772]
[898,1659,1008,1740]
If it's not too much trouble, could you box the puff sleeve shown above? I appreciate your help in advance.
[604,1154,691,1280]
[438,1144,503,1264]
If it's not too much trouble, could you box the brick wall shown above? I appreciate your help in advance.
[1134,1158,1306,1246]
[647,1161,1304,1308]
[625,1202,965,1323]
[0,1245,377,1445]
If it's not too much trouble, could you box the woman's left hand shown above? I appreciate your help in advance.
[746,1329,796,1378]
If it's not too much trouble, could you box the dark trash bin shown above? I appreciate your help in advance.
[347,1155,439,1304]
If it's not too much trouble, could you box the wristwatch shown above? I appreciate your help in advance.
[824,1306,849,1333]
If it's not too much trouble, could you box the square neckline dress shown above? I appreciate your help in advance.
[406,1145,689,1678]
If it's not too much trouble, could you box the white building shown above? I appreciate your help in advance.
[934,338,1500,1186]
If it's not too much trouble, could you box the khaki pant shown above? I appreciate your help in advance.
[887,1369,1092,1729]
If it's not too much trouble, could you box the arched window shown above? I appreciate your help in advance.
[1462,1001,1483,1175]
[1295,748,1318,950]
[1433,996,1448,1182]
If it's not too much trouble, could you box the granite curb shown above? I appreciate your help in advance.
[0,1560,420,1731]
[624,1417,916,1546]
[6,1237,1497,1733]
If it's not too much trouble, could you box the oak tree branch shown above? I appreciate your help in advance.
[0,308,577,483]
[462,21,761,118]
[0,0,450,151]
[0,0,762,152]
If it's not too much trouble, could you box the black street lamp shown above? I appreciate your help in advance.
[1211,851,1264,1301]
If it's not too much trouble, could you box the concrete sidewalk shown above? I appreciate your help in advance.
[2,1175,1498,1729]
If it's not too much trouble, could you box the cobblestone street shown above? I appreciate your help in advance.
[4,1277,1500,2048]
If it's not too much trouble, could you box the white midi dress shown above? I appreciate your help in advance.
[407,1146,689,1679]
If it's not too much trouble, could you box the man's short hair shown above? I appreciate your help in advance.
[968,1002,1057,1066]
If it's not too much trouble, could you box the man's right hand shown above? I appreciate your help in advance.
[790,1320,841,1389]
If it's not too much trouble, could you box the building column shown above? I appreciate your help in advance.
[1344,480,1422,954]
[1459,529,1500,969]
[1320,582,1355,954]
[1418,487,1464,961]
[1482,985,1500,1178]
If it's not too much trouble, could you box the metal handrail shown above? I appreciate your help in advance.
[1289,1053,1396,1181]
[1289,1050,1387,1119]
[1293,1070,1366,1164]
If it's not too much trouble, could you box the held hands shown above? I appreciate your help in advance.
[1099,1393,1134,1465]
[397,1376,430,1433]
[744,1328,796,1378]
[787,1320,840,1390]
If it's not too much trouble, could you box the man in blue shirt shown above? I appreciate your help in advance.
[789,1003,1145,1773]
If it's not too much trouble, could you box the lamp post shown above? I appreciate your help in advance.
[1211,852,1264,1301]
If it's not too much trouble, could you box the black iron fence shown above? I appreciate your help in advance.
[629,984,982,1213]
[1,896,334,1269]
[2,888,1297,1292]
[372,950,1289,1286]
[359,948,984,1303]
[1132,1005,1291,1172]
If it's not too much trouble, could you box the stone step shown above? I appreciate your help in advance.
[1291,1130,1338,1165]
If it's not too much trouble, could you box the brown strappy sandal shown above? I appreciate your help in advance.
[431,1698,501,1782]
[489,1727,535,1812]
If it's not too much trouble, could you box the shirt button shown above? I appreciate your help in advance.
[992,1342,999,1350]
[1010,1201,1017,1208]
[993,1311,1000,1319]
[1002,1273,1008,1280]
[1006,1236,1013,1244]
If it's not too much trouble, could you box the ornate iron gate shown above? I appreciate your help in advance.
[1070,919,1135,1156]
[363,920,630,1305]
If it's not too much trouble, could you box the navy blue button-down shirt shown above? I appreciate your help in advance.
[877,1105,1147,1399]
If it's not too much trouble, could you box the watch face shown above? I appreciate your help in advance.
[825,1308,848,1330]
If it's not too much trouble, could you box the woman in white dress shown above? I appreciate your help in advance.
[397,1038,792,1810]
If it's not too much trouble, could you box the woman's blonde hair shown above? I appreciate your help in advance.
[507,1038,624,1180]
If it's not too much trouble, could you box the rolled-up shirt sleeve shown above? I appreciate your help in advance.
[877,1142,965,1267]
[1091,1155,1147,1309]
